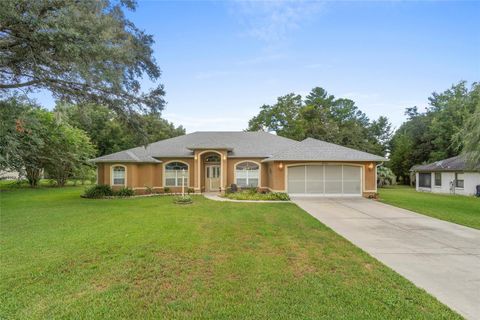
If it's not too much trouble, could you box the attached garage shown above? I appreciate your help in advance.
[287,164,362,196]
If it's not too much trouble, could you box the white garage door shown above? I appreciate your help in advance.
[287,165,362,196]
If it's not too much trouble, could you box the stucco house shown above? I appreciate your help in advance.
[412,155,480,196]
[92,131,386,197]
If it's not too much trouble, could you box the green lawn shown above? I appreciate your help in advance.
[379,185,480,230]
[1,187,460,319]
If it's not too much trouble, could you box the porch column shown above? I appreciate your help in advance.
[221,150,228,191]
[194,150,201,192]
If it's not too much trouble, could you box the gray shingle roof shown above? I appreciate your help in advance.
[91,132,387,163]
[91,147,162,163]
[262,138,387,162]
[411,155,480,172]
[91,131,298,162]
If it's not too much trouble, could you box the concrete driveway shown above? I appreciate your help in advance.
[292,196,480,320]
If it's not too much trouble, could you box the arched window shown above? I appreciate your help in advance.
[235,162,259,187]
[112,166,126,185]
[205,154,220,163]
[165,162,189,187]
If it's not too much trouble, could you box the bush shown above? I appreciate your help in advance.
[224,190,290,201]
[174,195,193,204]
[164,187,171,194]
[115,187,134,197]
[269,192,290,201]
[145,185,154,194]
[83,184,113,198]
[187,188,195,194]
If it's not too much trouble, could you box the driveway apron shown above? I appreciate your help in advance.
[292,197,480,320]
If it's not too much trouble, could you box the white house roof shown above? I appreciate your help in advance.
[412,155,480,172]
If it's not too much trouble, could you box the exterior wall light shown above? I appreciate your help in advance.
[368,163,374,170]
[223,155,227,160]
[279,162,284,169]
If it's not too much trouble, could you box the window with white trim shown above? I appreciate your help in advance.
[235,162,259,187]
[434,172,441,187]
[112,166,126,185]
[165,162,189,187]
[455,172,464,188]
[418,173,431,188]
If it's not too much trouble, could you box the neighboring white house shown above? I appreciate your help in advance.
[0,170,22,180]
[412,155,480,196]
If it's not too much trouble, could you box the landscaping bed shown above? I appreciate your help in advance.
[224,188,290,201]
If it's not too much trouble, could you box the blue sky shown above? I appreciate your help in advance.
[37,0,479,132]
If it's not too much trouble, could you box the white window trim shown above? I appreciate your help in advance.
[234,161,261,188]
[110,164,127,186]
[455,172,465,189]
[418,172,432,189]
[163,160,190,187]
[434,172,442,188]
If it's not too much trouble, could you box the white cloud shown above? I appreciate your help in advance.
[230,0,324,43]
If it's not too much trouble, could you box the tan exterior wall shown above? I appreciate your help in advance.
[96,157,378,197]
[96,162,163,191]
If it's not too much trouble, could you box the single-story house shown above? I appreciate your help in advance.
[91,131,386,197]
[412,155,480,196]
[0,170,22,180]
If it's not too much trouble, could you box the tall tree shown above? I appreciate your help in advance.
[247,87,391,156]
[455,103,480,166]
[0,0,165,118]
[389,82,479,183]
[427,81,478,160]
[368,116,393,156]
[0,97,32,177]
[1,98,96,186]
[300,87,339,143]
[248,93,304,140]
[55,103,185,156]
[41,114,96,186]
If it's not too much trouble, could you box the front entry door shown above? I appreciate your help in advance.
[206,165,221,191]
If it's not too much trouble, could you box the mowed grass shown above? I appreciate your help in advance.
[379,185,480,230]
[0,187,460,319]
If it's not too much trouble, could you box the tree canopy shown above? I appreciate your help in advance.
[1,98,96,186]
[389,81,479,183]
[455,103,480,166]
[55,103,185,157]
[247,87,392,156]
[0,0,165,117]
